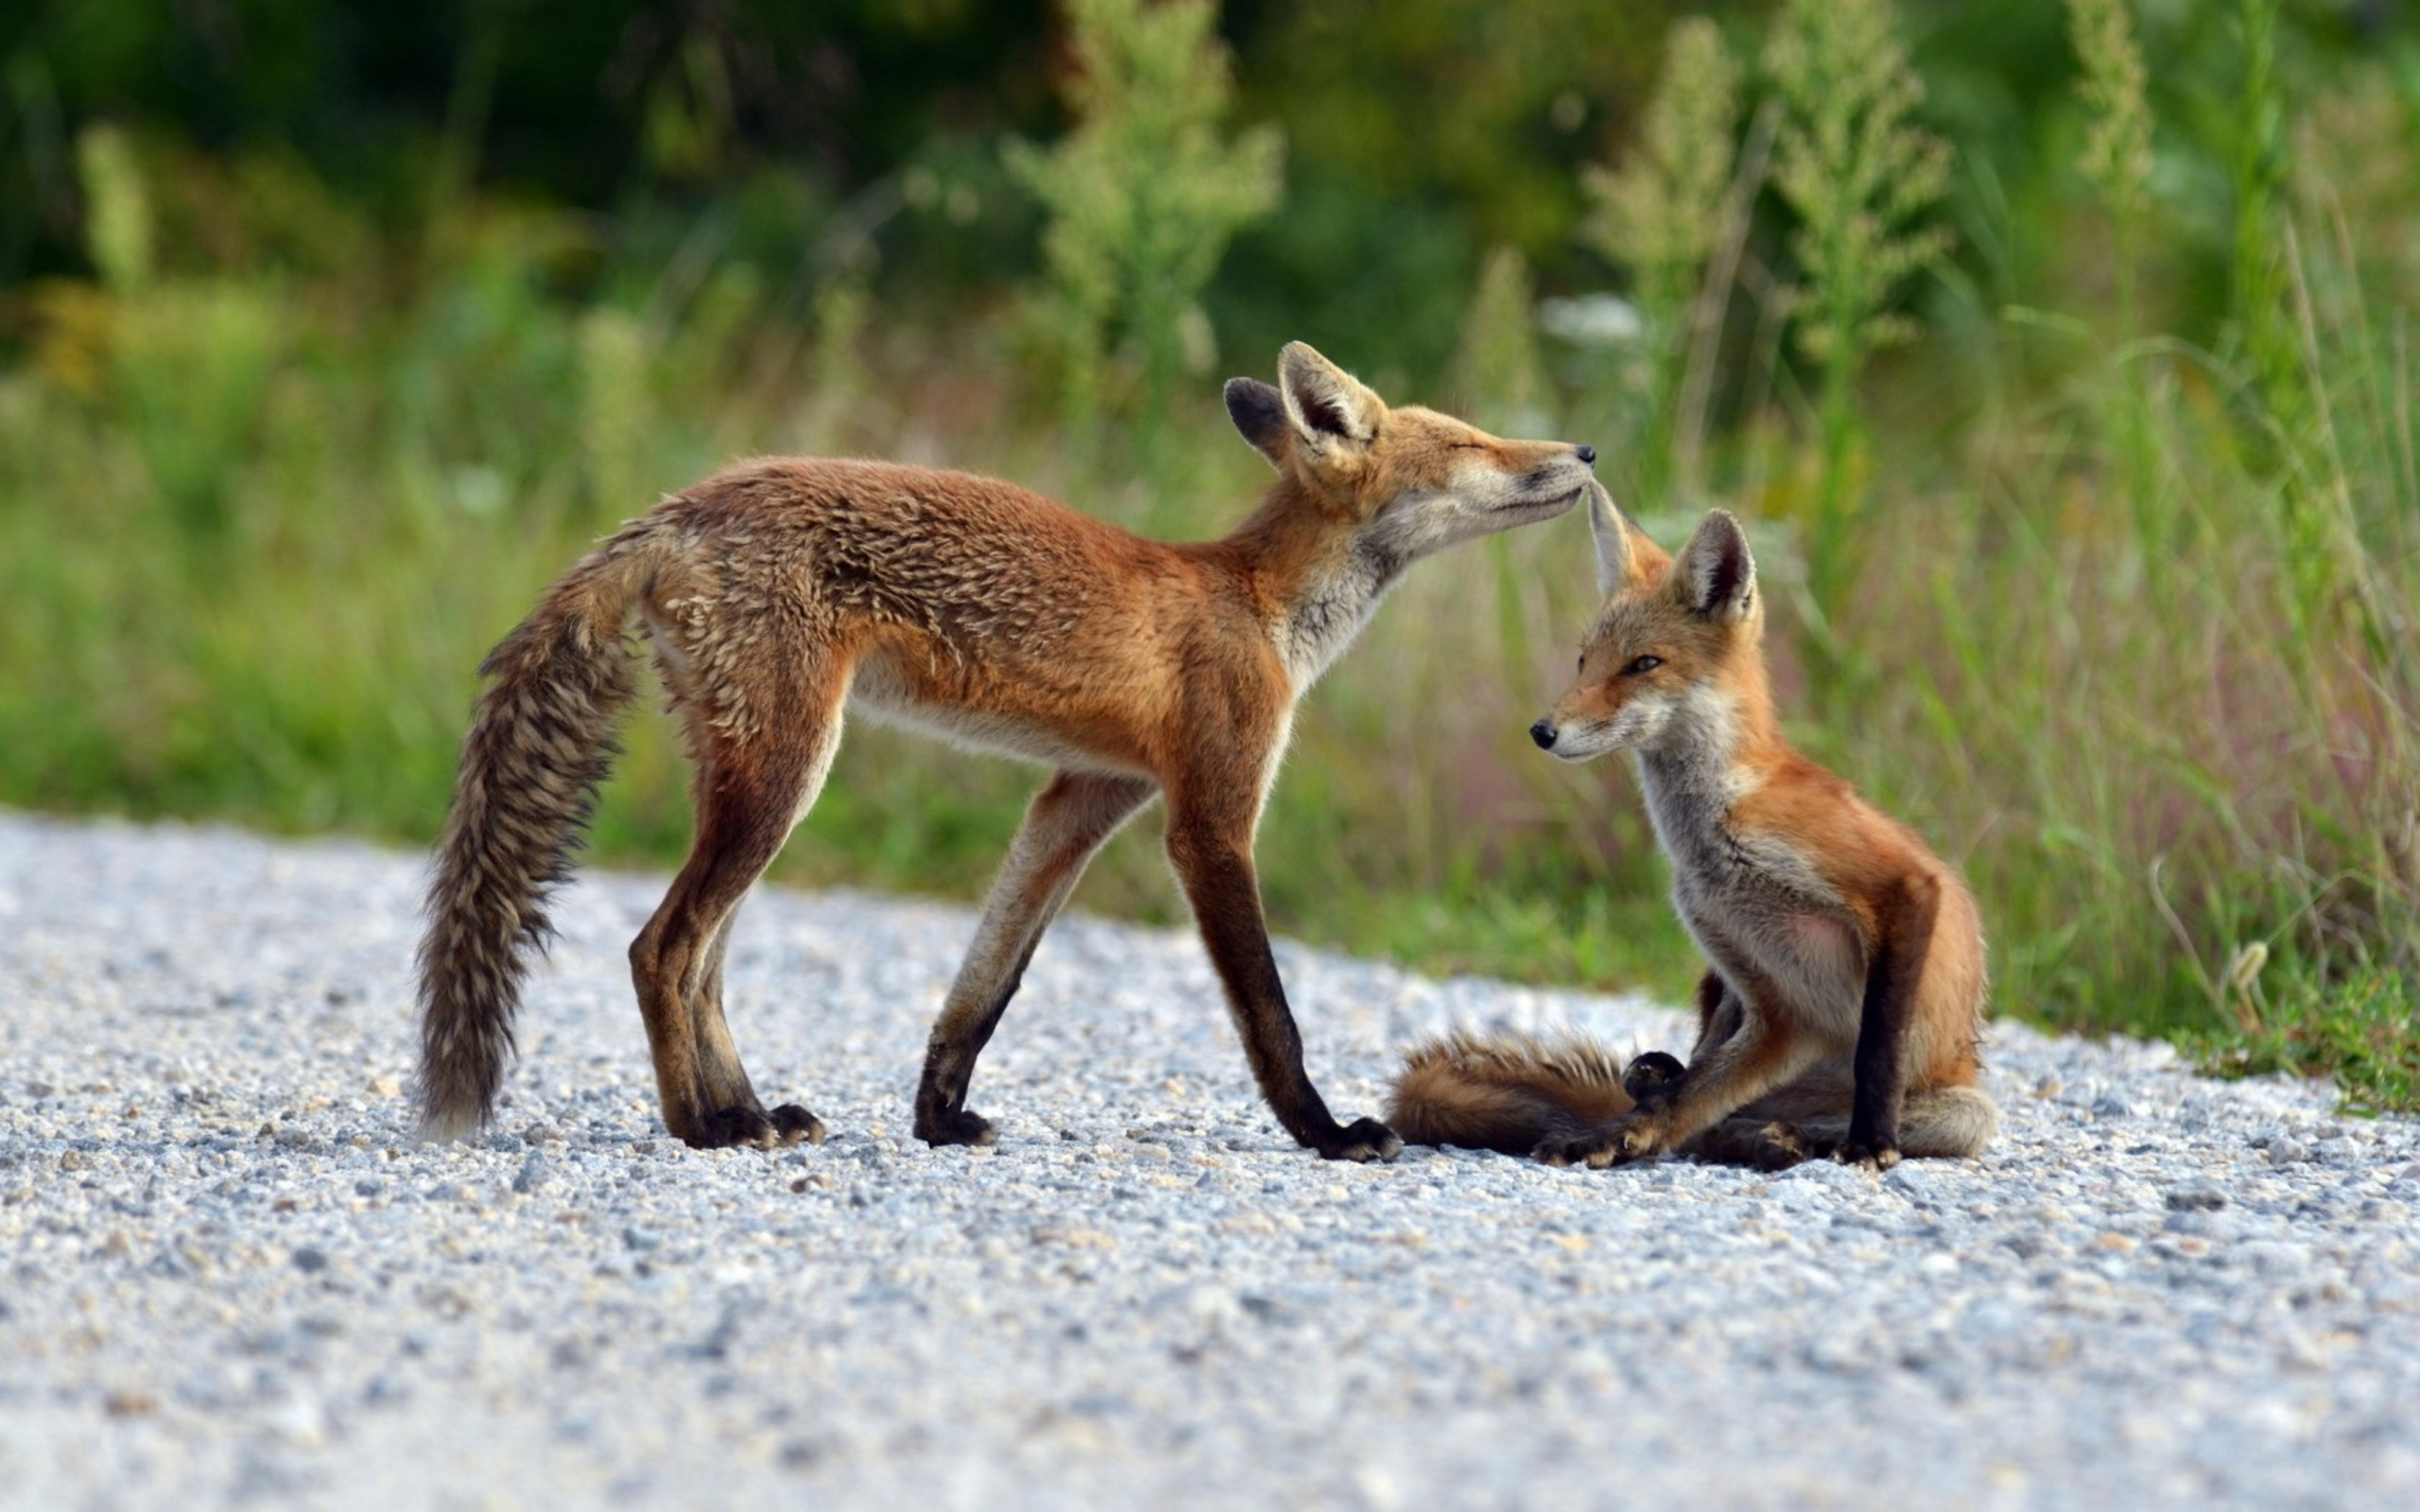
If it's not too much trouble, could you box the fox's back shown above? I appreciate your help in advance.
[662,456,1169,627]
[636,457,1253,772]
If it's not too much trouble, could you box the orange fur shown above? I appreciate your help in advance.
[415,343,1599,1159]
[1386,1031,1635,1154]
[1390,488,1996,1169]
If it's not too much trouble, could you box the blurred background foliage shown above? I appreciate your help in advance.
[1,0,2414,1107]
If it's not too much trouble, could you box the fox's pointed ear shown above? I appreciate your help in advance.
[1276,341,1381,455]
[1674,509,1757,624]
[1224,378,1289,469]
[1587,481,1669,598]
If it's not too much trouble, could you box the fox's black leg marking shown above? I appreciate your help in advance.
[1839,876,1940,1170]
[1621,1051,1687,1108]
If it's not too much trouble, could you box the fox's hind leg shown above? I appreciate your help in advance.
[631,668,846,1150]
[915,770,1154,1147]
[1598,975,1737,1122]
[1680,1117,1815,1170]
[689,897,825,1147]
[1891,1085,1998,1159]
[1535,1005,1829,1168]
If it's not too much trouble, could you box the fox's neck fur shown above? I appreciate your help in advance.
[1631,659,1786,877]
[1213,472,1409,688]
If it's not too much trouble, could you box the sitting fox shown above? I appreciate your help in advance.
[415,342,1599,1160]
[1390,486,1996,1169]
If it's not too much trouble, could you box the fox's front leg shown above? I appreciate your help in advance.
[1548,974,1737,1162]
[1835,875,1942,1171]
[1536,1005,1827,1169]
[1162,796,1399,1163]
[915,771,1154,1147]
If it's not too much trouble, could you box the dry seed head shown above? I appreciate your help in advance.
[577,308,651,514]
[1006,0,1282,410]
[2066,0,2153,223]
[1583,17,1742,300]
[76,124,154,291]
[1454,246,1547,434]
[1765,0,1954,367]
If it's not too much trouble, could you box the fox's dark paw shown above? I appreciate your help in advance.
[1534,1115,1658,1169]
[690,1104,823,1150]
[915,1107,998,1148]
[1315,1117,1403,1162]
[1749,1121,1810,1172]
[1834,1140,1902,1173]
[769,1104,827,1147]
[1620,1051,1687,1107]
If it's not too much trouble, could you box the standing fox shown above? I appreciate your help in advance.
[1389,486,1996,1169]
[415,342,1599,1160]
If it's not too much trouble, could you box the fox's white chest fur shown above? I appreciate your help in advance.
[1274,541,1403,689]
[1635,691,1866,1036]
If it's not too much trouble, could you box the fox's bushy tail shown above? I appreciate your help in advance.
[1389,1029,2001,1161]
[414,525,661,1141]
[1386,1030,1635,1154]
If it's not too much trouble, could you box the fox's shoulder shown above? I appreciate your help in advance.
[1731,748,1962,913]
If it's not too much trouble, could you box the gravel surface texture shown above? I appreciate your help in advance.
[4,812,2418,1510]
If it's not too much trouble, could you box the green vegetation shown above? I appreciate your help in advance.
[1763,0,1954,638]
[1,1,2412,1107]
[1579,14,1741,505]
[1006,0,1282,429]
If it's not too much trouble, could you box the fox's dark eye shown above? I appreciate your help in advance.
[1623,655,1663,676]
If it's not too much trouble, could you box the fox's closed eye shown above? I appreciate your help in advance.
[1623,655,1663,676]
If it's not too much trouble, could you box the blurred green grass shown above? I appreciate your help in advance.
[2,0,2414,1108]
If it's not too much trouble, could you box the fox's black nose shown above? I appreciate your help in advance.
[1530,719,1557,750]
[1576,445,1597,466]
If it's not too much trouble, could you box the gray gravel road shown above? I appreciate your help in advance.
[4,812,2418,1510]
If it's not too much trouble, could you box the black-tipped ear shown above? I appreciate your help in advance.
[1674,509,1757,624]
[1225,377,1288,469]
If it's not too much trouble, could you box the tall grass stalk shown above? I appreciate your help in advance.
[577,308,652,516]
[1454,243,1560,799]
[2228,0,2297,448]
[2222,0,2343,640]
[1454,245,1547,436]
[1581,16,1740,503]
[75,125,151,291]
[2066,0,2169,592]
[1671,101,1778,504]
[1763,0,1952,639]
[1005,0,1282,438]
[2067,0,2152,339]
